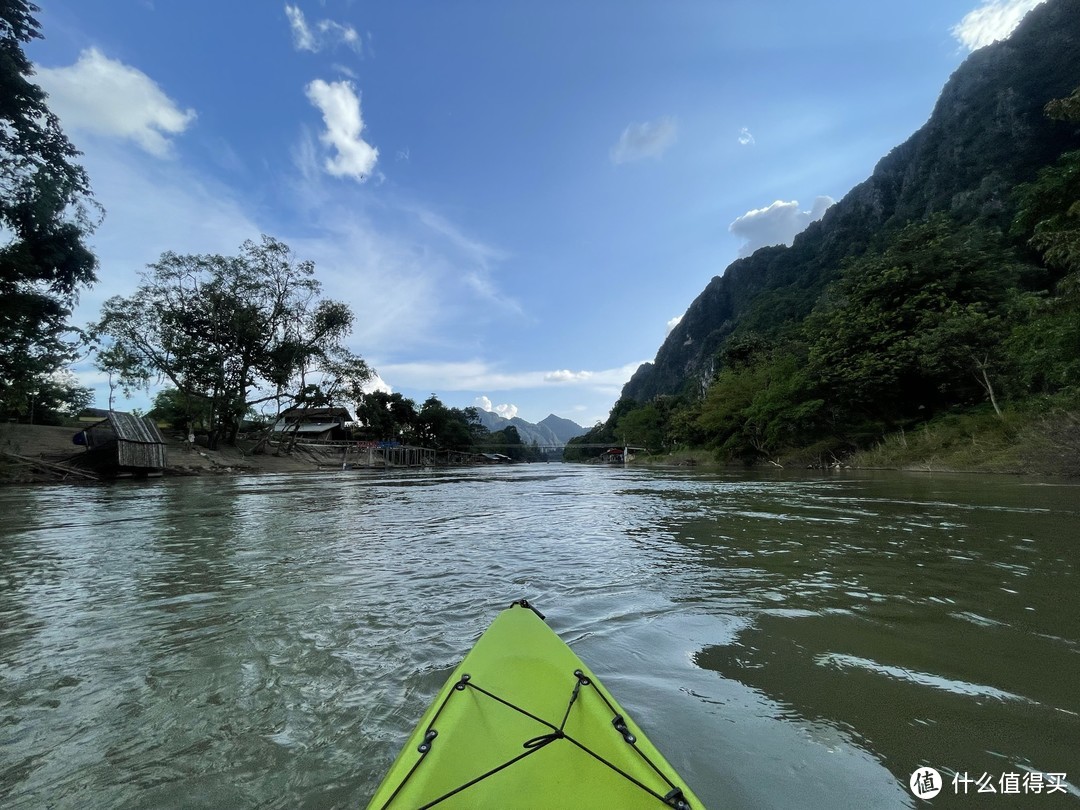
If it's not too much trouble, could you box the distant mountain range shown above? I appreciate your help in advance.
[475,411,587,447]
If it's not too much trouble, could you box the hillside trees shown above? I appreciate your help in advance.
[806,216,1024,429]
[94,236,370,448]
[0,0,100,418]
[1009,144,1080,400]
[697,347,823,460]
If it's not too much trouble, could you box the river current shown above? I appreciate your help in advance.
[1,465,1077,808]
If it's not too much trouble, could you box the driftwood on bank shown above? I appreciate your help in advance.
[0,451,101,481]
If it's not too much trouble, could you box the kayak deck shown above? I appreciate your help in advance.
[367,601,702,809]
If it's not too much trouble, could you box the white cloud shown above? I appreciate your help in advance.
[363,373,393,395]
[951,0,1047,51]
[305,79,378,182]
[728,195,834,257]
[666,315,682,335]
[318,20,361,51]
[544,369,592,383]
[376,361,643,392]
[285,4,362,53]
[474,396,518,419]
[285,5,316,50]
[738,127,755,146]
[610,117,677,164]
[35,48,195,157]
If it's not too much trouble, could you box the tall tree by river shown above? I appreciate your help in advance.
[94,235,370,449]
[0,0,99,420]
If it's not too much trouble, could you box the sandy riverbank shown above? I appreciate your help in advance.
[0,423,333,484]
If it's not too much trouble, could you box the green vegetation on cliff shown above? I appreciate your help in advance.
[571,70,1080,471]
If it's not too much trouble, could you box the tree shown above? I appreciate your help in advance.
[146,386,213,435]
[493,425,524,460]
[0,1,99,416]
[7,368,92,425]
[415,394,477,451]
[94,342,150,410]
[95,236,370,448]
[354,391,418,441]
[997,87,1080,404]
[614,403,665,450]
[806,217,1019,428]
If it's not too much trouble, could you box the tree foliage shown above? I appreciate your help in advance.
[354,391,420,442]
[4,368,92,425]
[352,391,531,456]
[146,386,214,435]
[806,216,1021,427]
[94,236,369,448]
[0,0,99,416]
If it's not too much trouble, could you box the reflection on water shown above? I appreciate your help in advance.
[1,467,1078,808]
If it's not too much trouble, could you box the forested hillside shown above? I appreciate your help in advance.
[571,0,1080,473]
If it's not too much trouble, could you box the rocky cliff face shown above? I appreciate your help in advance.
[623,0,1080,404]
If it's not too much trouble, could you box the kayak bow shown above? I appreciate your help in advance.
[367,600,702,809]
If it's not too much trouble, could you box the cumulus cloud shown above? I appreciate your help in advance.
[35,48,195,157]
[666,315,683,335]
[474,396,518,419]
[610,117,677,164]
[728,196,834,257]
[363,373,393,395]
[305,79,378,182]
[738,127,755,146]
[951,0,1047,51]
[286,4,362,53]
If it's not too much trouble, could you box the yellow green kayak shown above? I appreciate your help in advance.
[366,600,702,809]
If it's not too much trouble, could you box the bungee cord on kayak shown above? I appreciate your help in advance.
[378,668,692,809]
[368,601,701,809]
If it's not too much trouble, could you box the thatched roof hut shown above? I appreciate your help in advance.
[75,411,168,474]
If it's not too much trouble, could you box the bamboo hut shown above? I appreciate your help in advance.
[74,411,168,476]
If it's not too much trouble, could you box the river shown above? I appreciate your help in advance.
[1,465,1077,808]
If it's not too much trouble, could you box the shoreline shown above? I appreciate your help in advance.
[5,421,1078,484]
[0,424,376,484]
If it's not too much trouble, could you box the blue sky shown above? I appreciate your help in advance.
[30,0,1046,427]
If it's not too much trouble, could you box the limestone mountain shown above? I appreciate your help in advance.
[475,410,586,447]
[622,0,1080,405]
[538,414,589,444]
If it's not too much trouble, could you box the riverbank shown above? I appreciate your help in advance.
[0,423,334,484]
[635,408,1080,477]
